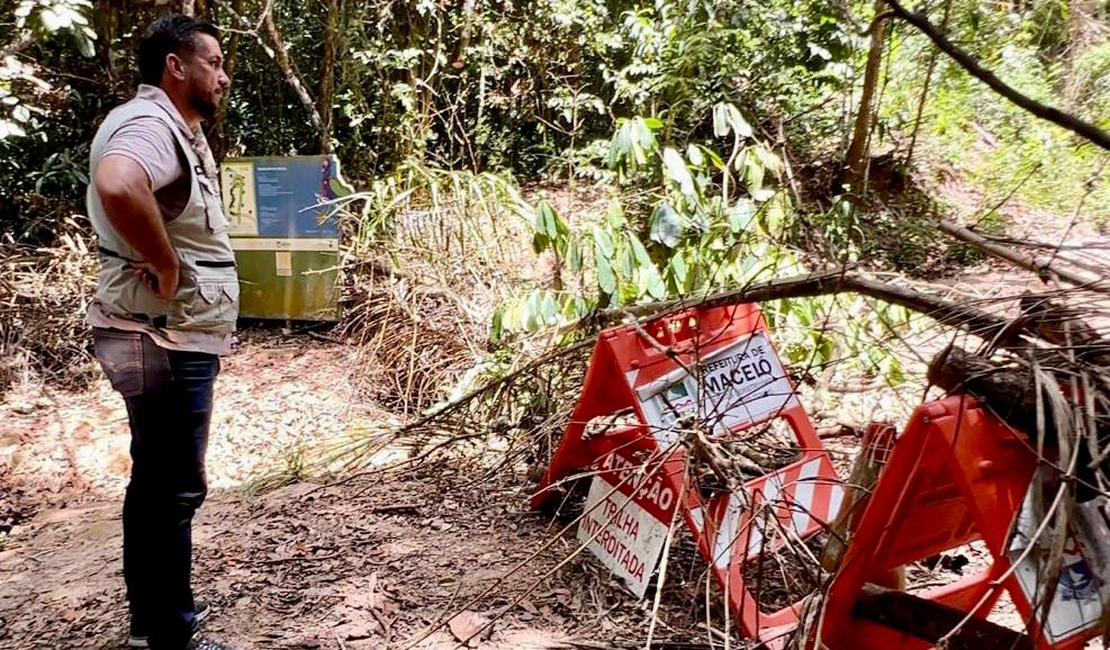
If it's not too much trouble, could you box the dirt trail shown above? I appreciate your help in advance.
[2,207,1107,649]
[0,335,689,650]
[0,471,620,650]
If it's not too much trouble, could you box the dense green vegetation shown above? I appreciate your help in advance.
[1,0,1106,392]
[3,0,1106,234]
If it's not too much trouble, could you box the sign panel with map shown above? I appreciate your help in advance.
[218,155,352,321]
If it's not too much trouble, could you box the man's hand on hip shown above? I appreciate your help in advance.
[132,260,181,299]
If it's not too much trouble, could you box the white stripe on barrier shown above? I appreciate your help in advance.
[625,369,640,386]
[827,484,845,523]
[748,472,787,556]
[790,458,822,533]
[714,493,746,569]
[688,506,705,534]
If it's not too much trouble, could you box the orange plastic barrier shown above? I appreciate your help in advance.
[532,304,842,642]
[819,396,1104,650]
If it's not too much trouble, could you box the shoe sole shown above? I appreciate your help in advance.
[127,604,211,648]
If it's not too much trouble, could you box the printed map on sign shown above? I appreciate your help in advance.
[577,451,677,598]
[219,161,259,236]
[636,331,799,445]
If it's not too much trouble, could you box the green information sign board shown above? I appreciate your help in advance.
[219,155,351,321]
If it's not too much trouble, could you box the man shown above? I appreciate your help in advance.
[87,14,237,650]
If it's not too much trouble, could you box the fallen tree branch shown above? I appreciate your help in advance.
[938,219,1110,293]
[855,582,1033,650]
[1018,293,1110,368]
[609,270,1028,347]
[885,0,1110,151]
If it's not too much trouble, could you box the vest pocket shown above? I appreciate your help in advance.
[176,253,240,334]
[190,275,240,333]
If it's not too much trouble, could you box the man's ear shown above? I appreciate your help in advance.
[165,53,187,81]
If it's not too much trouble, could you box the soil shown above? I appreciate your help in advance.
[0,469,660,650]
[0,333,725,650]
[2,181,1107,650]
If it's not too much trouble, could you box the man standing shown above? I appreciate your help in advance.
[87,14,237,650]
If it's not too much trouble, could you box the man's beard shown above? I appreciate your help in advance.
[189,86,220,123]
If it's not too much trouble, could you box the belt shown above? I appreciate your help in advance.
[134,314,169,328]
[98,246,236,269]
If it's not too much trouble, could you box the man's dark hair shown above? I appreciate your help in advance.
[138,14,219,86]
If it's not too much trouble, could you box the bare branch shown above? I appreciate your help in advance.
[885,0,1110,150]
[611,271,1022,347]
[938,219,1110,294]
[212,0,323,134]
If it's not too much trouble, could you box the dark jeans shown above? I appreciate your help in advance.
[92,329,220,650]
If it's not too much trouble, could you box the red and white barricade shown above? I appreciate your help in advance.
[531,303,842,642]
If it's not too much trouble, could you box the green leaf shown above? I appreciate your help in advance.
[728,199,756,233]
[594,242,616,295]
[532,231,550,254]
[592,224,615,256]
[669,252,688,285]
[538,200,558,237]
[686,144,704,167]
[490,307,504,343]
[560,295,579,319]
[703,147,725,170]
[637,266,666,299]
[745,156,765,193]
[608,122,631,168]
[728,104,753,138]
[566,239,583,275]
[541,291,558,324]
[713,103,730,137]
[618,242,634,277]
[525,291,543,331]
[662,147,695,195]
[628,233,653,267]
[752,188,775,202]
[808,43,833,61]
[753,145,784,175]
[649,202,684,248]
[606,199,626,228]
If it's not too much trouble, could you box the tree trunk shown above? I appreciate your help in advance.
[844,0,887,192]
[210,0,244,162]
[262,12,324,134]
[904,0,951,167]
[317,0,342,154]
[1062,0,1105,110]
[450,0,478,68]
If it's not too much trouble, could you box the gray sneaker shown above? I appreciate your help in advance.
[188,636,235,650]
[127,601,211,648]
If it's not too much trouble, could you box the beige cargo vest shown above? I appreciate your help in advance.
[87,97,240,335]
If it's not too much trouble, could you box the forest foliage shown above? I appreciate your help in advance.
[2,0,1107,232]
[0,0,1107,392]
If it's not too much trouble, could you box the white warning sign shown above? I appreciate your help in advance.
[1009,482,1104,642]
[577,457,675,598]
[636,331,799,444]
